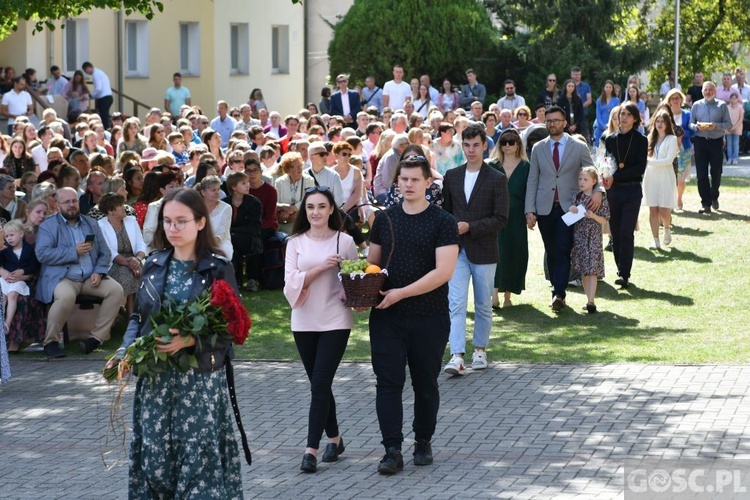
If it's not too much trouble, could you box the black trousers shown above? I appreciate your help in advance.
[369,308,449,451]
[693,136,724,208]
[608,184,642,281]
[293,329,350,449]
[95,95,113,129]
[537,204,574,298]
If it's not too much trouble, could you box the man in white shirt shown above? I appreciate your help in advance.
[82,62,113,128]
[235,104,260,133]
[46,66,69,96]
[496,79,526,111]
[31,125,54,171]
[731,70,750,101]
[1,76,33,135]
[659,70,681,98]
[382,65,412,111]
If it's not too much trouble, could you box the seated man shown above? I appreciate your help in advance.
[36,187,125,358]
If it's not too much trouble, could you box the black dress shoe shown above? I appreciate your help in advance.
[712,200,719,210]
[80,338,101,354]
[550,295,566,312]
[586,303,598,314]
[300,453,317,473]
[413,440,433,466]
[377,447,404,475]
[614,278,629,288]
[699,206,712,214]
[321,437,345,463]
[44,343,65,359]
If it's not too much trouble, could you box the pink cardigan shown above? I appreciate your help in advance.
[284,232,358,332]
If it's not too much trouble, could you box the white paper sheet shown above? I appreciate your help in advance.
[561,203,587,226]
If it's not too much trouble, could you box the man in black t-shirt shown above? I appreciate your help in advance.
[367,155,459,475]
[686,72,705,106]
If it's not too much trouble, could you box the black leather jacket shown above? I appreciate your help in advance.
[118,249,240,372]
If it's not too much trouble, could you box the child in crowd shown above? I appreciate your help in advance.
[727,93,744,165]
[568,167,610,314]
[0,220,38,332]
[168,132,189,166]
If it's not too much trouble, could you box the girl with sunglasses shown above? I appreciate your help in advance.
[488,130,530,308]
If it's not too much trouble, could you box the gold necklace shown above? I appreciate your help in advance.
[616,129,635,169]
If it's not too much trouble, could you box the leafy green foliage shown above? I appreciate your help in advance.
[483,0,659,96]
[648,0,750,90]
[328,0,506,97]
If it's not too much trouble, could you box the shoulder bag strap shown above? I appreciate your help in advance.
[225,357,252,466]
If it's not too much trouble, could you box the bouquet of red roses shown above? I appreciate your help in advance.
[103,279,251,382]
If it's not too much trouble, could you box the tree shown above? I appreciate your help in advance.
[648,0,750,90]
[0,0,301,41]
[483,0,659,97]
[328,0,509,100]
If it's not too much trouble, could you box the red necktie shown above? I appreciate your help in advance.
[553,142,560,202]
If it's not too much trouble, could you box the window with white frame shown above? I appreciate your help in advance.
[125,20,149,77]
[63,19,90,74]
[230,23,249,75]
[271,25,289,74]
[179,22,201,76]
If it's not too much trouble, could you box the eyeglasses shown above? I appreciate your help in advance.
[517,112,528,117]
[337,79,348,84]
[246,168,261,173]
[305,186,330,194]
[340,152,350,157]
[231,114,240,118]
[545,119,565,125]
[163,218,195,231]
[201,121,209,125]
[548,79,556,82]
[59,199,79,206]
[499,139,517,146]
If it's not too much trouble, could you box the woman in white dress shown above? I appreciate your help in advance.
[198,176,234,259]
[643,109,678,249]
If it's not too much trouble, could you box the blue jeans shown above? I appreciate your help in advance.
[727,134,740,161]
[448,249,496,356]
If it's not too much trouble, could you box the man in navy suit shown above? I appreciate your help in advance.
[330,74,361,128]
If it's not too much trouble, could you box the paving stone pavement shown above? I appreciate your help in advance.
[2,360,750,499]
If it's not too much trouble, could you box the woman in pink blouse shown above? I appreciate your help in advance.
[283,186,358,473]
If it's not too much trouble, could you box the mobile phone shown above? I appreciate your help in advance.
[84,234,95,244]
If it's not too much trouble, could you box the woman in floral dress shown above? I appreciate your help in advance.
[107,188,245,498]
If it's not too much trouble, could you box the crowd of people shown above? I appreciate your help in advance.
[0,60,742,491]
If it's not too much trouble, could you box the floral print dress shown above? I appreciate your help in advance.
[570,192,610,278]
[129,259,243,499]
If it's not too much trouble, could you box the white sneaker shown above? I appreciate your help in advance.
[663,230,672,245]
[471,350,488,370]
[444,355,466,376]
[649,238,661,250]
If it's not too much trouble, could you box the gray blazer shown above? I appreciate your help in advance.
[35,213,111,304]
[525,134,594,216]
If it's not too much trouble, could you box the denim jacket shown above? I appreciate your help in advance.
[118,248,240,372]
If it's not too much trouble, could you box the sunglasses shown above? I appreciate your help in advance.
[305,186,330,194]
[340,152,350,157]
[517,112,528,117]
[402,155,428,163]
[315,152,328,157]
[230,159,243,164]
[499,139,517,146]
[548,79,556,82]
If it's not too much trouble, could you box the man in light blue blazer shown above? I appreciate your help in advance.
[329,74,361,128]
[36,187,124,358]
[525,106,601,312]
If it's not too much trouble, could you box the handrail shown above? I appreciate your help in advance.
[29,86,153,121]
[111,88,153,119]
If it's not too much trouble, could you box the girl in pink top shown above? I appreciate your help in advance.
[283,186,358,473]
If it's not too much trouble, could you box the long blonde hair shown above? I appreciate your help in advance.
[488,129,527,163]
[373,129,396,159]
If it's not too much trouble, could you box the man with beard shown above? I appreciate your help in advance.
[36,187,124,358]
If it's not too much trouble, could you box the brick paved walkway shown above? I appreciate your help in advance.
[1,360,749,499]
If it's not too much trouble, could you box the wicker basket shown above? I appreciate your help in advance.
[339,271,388,307]
[337,204,394,308]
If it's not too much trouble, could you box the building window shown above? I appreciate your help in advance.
[125,20,149,77]
[272,25,289,74]
[230,23,249,75]
[63,19,89,74]
[179,22,201,76]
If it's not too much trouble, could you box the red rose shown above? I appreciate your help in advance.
[210,279,234,308]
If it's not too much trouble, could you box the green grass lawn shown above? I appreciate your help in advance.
[63,179,750,364]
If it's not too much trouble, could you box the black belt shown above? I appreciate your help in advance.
[615,181,641,186]
[696,136,723,140]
